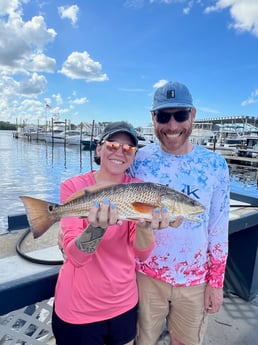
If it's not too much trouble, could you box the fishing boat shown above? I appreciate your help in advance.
[41,121,67,143]
[44,129,87,145]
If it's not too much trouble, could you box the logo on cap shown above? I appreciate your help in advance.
[167,90,175,99]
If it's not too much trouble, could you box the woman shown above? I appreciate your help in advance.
[52,121,170,345]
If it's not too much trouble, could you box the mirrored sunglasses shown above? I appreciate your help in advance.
[103,140,137,155]
[154,109,191,124]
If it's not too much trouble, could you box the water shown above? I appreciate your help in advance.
[1,130,97,234]
[1,130,257,234]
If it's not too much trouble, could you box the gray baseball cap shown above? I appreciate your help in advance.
[99,121,138,146]
[151,81,193,111]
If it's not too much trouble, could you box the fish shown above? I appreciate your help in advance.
[20,182,205,239]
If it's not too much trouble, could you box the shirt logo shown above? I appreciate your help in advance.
[183,185,200,199]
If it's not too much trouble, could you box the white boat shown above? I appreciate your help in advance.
[206,135,246,152]
[65,130,83,145]
[44,129,94,145]
[236,136,258,158]
[190,128,215,146]
[136,132,152,148]
[15,126,45,140]
[43,122,67,143]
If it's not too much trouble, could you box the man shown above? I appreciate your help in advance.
[131,81,230,345]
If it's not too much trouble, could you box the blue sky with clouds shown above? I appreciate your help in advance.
[0,0,258,127]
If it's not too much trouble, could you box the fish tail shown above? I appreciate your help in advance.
[19,196,58,238]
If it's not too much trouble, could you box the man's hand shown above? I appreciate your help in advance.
[204,285,223,313]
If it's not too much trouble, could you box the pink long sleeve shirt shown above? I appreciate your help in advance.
[54,171,155,324]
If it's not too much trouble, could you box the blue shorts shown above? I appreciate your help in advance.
[52,304,138,345]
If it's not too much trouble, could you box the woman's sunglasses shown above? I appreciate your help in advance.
[154,109,191,124]
[103,140,137,155]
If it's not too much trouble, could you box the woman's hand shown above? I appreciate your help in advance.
[87,199,122,228]
[135,208,183,249]
[137,208,183,231]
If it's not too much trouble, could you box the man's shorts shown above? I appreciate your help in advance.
[52,304,138,345]
[136,272,207,345]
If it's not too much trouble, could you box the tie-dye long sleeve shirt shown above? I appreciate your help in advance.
[131,143,230,288]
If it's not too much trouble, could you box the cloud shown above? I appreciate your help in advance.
[18,73,47,96]
[0,72,46,97]
[153,79,168,88]
[204,0,258,37]
[241,88,258,106]
[0,2,59,122]
[58,5,79,26]
[124,0,145,9]
[71,97,88,105]
[52,93,63,106]
[125,1,258,37]
[0,13,57,73]
[0,0,22,16]
[28,53,56,73]
[59,51,108,82]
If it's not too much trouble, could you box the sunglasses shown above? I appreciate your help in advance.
[154,109,191,124]
[103,140,137,155]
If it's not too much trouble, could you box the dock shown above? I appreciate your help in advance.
[222,154,258,167]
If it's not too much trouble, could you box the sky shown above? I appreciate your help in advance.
[0,0,258,128]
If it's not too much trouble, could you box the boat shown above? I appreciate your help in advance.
[43,121,66,144]
[14,126,45,140]
[81,136,97,150]
[190,128,215,146]
[44,129,86,145]
[236,136,258,158]
[205,134,250,158]
[136,132,152,147]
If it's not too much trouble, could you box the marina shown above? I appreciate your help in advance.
[192,115,258,161]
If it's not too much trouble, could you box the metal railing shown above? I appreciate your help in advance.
[0,298,55,345]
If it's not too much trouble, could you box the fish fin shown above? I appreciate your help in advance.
[19,196,58,238]
[131,202,158,214]
[64,183,118,203]
[65,189,86,203]
[117,213,152,222]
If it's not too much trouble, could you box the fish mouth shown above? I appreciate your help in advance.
[190,207,206,215]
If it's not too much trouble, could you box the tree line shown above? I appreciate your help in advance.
[0,121,17,130]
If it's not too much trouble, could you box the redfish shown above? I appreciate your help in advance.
[20,182,205,238]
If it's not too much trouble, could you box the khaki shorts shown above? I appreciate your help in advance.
[136,272,207,345]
